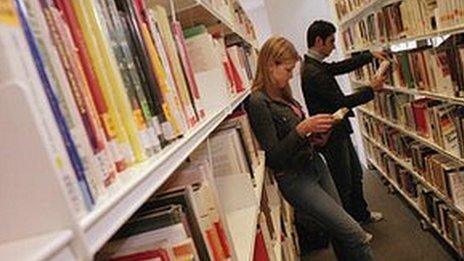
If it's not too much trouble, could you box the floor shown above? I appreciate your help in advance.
[301,170,457,261]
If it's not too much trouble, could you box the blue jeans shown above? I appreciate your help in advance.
[275,154,374,261]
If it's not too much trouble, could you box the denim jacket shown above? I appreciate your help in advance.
[246,90,315,175]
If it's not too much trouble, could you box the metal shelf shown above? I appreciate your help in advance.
[368,158,460,255]
[357,107,464,165]
[150,0,258,48]
[351,79,464,106]
[79,90,250,255]
[344,22,464,54]
[339,0,398,27]
[362,133,464,217]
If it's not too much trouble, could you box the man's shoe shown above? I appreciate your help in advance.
[361,211,384,224]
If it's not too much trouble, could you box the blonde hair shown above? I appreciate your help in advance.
[252,36,300,99]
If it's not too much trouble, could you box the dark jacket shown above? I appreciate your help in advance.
[246,90,315,175]
[301,52,374,139]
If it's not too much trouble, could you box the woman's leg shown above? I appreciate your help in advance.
[276,173,373,261]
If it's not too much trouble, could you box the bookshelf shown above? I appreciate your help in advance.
[357,107,464,165]
[337,0,398,27]
[334,0,464,257]
[0,0,270,259]
[366,157,460,252]
[153,0,258,49]
[362,132,464,217]
[352,80,464,107]
[80,90,250,255]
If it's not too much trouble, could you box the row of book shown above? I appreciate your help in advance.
[7,0,257,216]
[352,35,464,98]
[96,107,299,260]
[257,167,300,261]
[361,115,464,213]
[365,140,464,254]
[364,90,464,158]
[201,0,257,42]
[333,0,374,22]
[341,0,464,51]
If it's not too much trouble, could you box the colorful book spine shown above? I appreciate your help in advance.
[53,0,125,175]
[1,0,88,217]
[116,0,170,145]
[151,4,198,128]
[102,0,161,153]
[16,0,95,208]
[172,20,205,119]
[71,0,144,165]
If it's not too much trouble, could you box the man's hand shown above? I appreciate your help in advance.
[370,74,387,91]
[296,114,334,137]
[371,51,388,61]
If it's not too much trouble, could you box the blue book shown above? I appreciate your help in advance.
[15,0,95,209]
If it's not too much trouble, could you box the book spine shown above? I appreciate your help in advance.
[0,0,88,217]
[16,0,95,208]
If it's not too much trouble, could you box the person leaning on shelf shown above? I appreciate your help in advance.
[301,20,387,227]
[246,36,374,261]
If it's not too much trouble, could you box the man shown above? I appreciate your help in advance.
[301,20,386,225]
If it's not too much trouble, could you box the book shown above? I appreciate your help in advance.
[16,0,95,209]
[0,0,88,216]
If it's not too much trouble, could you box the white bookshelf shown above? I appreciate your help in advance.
[254,151,267,201]
[338,0,398,27]
[80,90,251,255]
[351,80,464,107]
[214,153,266,261]
[1,0,260,258]
[152,0,258,49]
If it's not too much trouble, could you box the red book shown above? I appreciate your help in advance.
[253,230,270,261]
[214,221,231,258]
[110,248,171,261]
[172,21,205,119]
[226,52,244,93]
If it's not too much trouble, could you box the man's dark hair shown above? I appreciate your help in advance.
[306,20,336,48]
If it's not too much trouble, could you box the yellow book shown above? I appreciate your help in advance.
[72,0,146,163]
[149,4,197,128]
[140,23,186,137]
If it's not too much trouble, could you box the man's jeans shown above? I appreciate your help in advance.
[275,153,374,261]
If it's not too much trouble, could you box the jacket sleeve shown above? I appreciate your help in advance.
[323,52,373,76]
[308,72,375,109]
[247,95,308,172]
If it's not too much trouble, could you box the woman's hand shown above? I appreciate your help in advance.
[296,114,334,137]
[309,131,331,147]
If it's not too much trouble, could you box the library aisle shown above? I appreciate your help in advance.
[303,171,454,261]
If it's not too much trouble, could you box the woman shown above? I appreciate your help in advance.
[247,36,374,260]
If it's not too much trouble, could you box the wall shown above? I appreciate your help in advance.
[240,0,367,166]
